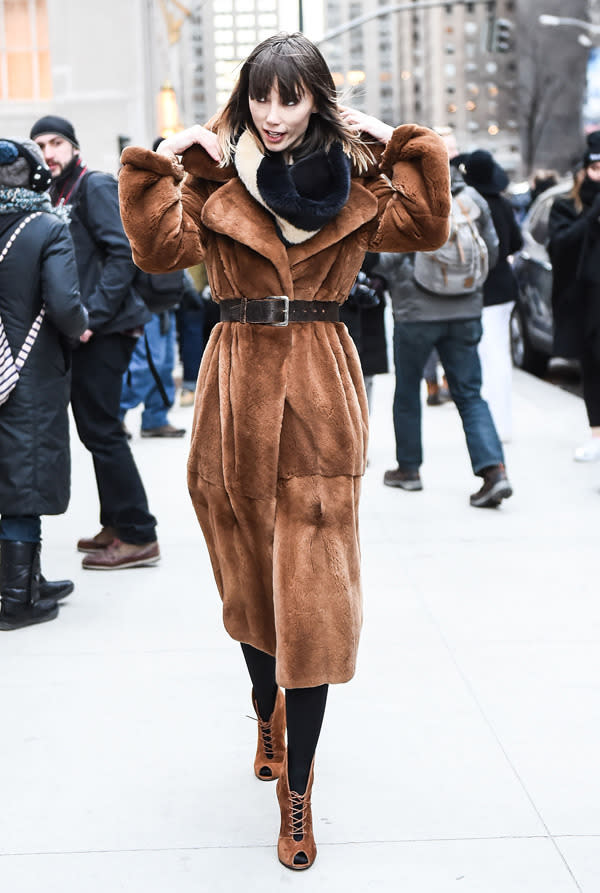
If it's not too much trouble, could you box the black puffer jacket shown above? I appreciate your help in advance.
[0,210,88,515]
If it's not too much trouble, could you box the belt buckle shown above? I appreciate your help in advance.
[271,295,289,327]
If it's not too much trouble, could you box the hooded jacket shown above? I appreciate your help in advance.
[0,210,88,514]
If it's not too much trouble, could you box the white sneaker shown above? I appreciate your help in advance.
[574,439,600,462]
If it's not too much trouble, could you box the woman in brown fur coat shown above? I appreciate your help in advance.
[119,33,450,870]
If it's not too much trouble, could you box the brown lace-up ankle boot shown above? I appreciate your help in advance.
[252,687,286,781]
[276,754,317,870]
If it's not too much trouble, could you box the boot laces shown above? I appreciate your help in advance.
[258,718,274,758]
[289,789,309,839]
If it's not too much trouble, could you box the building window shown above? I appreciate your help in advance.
[0,0,52,100]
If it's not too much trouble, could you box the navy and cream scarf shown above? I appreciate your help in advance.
[234,129,351,245]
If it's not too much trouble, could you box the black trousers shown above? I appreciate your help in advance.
[581,347,600,427]
[70,333,157,544]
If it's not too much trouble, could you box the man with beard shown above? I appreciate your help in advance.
[30,116,160,569]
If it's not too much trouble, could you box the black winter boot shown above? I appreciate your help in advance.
[39,574,74,601]
[0,541,59,630]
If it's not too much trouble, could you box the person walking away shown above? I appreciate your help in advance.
[30,115,160,569]
[0,139,88,628]
[548,132,600,462]
[464,150,523,442]
[377,161,512,507]
[119,33,451,870]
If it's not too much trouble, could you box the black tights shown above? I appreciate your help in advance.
[241,643,328,794]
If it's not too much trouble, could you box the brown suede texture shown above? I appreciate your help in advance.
[119,125,451,689]
[276,754,316,869]
[253,686,286,781]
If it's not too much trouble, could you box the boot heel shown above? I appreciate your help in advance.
[252,687,286,781]
[276,755,317,870]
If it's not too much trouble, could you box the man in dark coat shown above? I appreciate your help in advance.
[0,138,88,628]
[31,116,160,569]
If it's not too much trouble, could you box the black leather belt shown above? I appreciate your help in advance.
[219,297,339,326]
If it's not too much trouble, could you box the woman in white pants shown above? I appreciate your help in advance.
[464,150,523,442]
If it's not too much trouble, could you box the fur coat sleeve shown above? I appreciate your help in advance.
[118,149,209,272]
[362,124,450,253]
[119,124,450,275]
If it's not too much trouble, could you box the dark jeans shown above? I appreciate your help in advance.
[392,319,504,474]
[176,305,207,391]
[0,516,41,543]
[120,312,176,430]
[71,334,157,544]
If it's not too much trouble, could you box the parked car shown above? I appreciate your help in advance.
[510,180,571,375]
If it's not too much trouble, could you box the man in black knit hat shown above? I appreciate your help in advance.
[31,115,160,569]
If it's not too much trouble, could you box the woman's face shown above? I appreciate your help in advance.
[587,161,600,181]
[249,84,316,155]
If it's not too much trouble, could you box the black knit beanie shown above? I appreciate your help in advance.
[30,115,80,149]
[583,130,600,168]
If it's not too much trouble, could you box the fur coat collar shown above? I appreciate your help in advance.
[179,138,381,287]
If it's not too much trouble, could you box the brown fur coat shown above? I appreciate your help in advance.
[119,125,450,688]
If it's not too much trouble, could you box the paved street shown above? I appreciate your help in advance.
[1,367,599,892]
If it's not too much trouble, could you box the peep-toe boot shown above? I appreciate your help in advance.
[252,687,286,781]
[276,755,317,870]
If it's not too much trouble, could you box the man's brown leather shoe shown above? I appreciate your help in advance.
[81,539,160,570]
[77,527,118,553]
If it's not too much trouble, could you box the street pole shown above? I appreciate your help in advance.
[298,0,304,33]
[316,0,495,44]
[539,14,600,35]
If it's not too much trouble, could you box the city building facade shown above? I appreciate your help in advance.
[0,0,164,172]
[0,1,593,178]
[318,0,521,172]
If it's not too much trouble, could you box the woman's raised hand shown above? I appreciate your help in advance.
[339,107,394,144]
[155,125,223,163]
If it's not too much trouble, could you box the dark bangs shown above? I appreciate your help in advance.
[247,44,308,105]
[217,33,373,171]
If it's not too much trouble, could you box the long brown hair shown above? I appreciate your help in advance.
[569,166,586,213]
[215,33,372,172]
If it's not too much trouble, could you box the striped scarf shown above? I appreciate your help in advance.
[0,213,45,407]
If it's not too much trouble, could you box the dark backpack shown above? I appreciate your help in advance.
[132,269,184,313]
[76,171,183,313]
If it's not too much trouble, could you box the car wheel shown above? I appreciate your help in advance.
[510,304,548,376]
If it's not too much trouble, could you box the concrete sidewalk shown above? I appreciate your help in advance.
[1,368,599,892]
